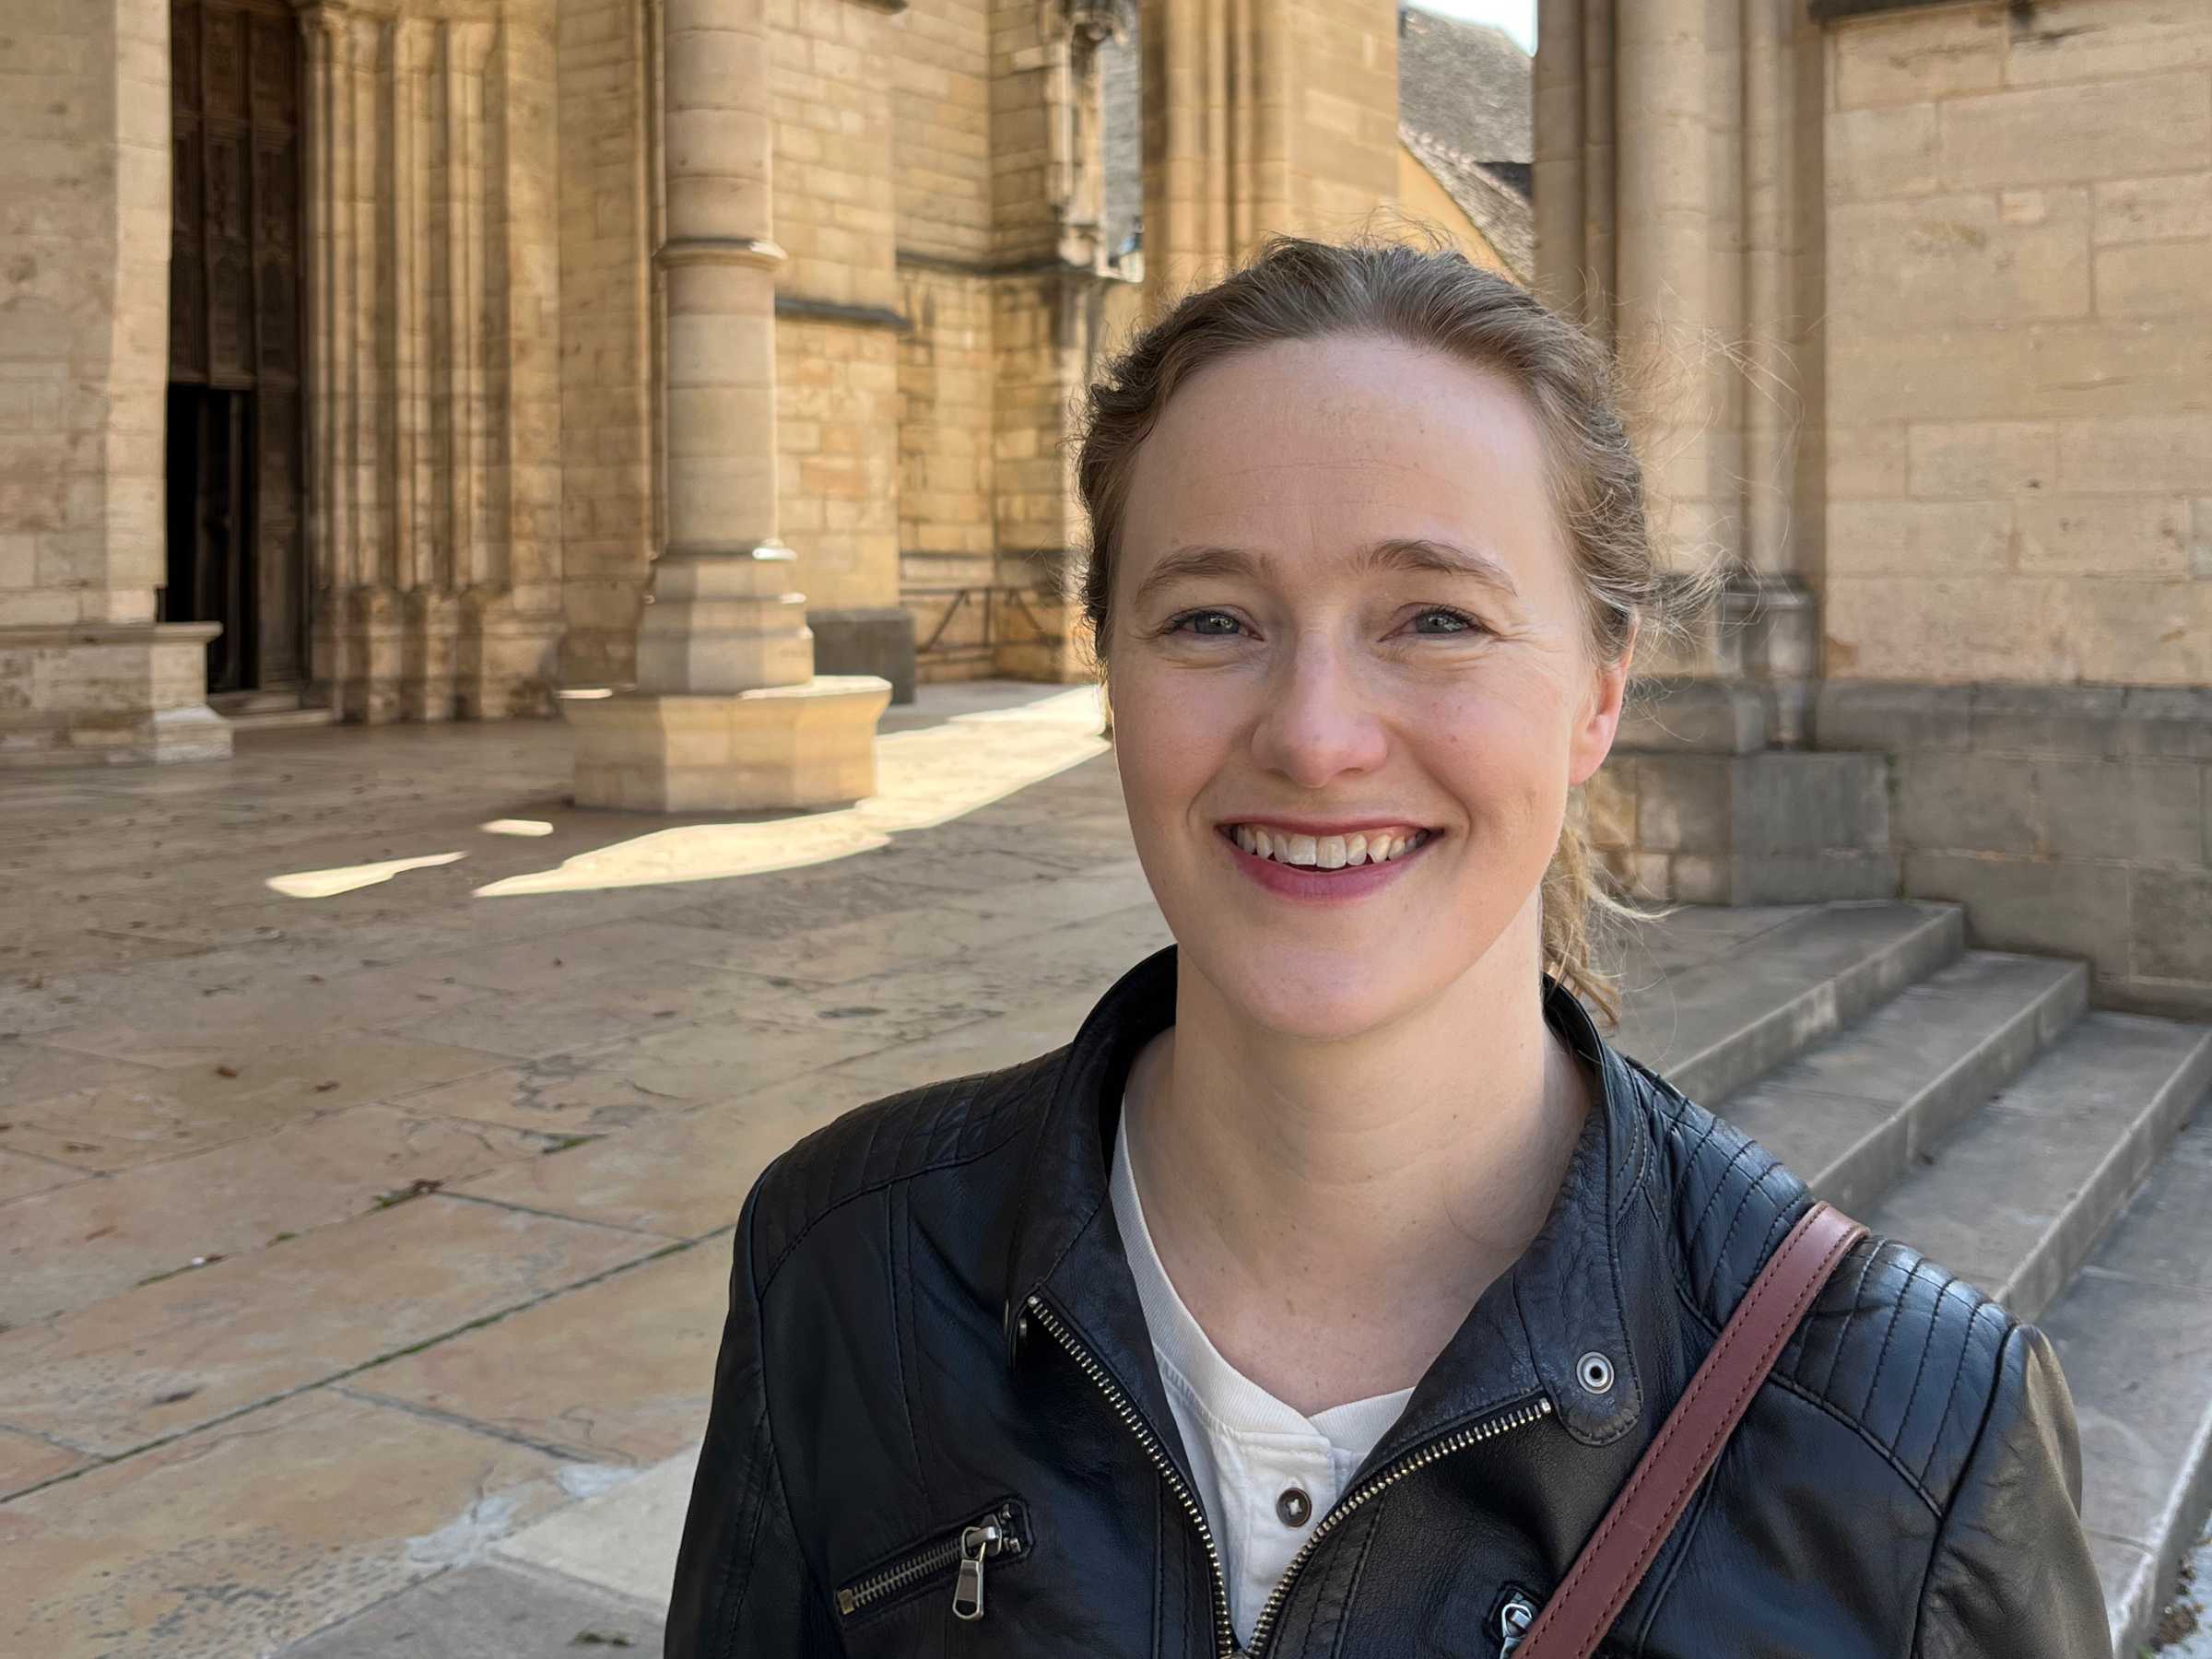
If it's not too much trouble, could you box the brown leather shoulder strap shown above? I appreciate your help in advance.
[1513,1200,1869,1659]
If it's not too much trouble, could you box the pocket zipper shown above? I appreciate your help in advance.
[1498,1590,1538,1655]
[835,1500,1030,1624]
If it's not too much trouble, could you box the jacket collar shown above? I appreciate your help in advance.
[1002,943,1654,1471]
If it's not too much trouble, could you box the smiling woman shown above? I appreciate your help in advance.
[666,238,2109,1659]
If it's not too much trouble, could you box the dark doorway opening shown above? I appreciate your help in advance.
[164,385,255,695]
[163,0,309,705]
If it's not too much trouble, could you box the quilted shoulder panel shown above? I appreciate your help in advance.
[1636,1062,2017,1511]
[748,1047,1066,1292]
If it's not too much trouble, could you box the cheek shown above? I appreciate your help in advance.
[1108,666,1220,822]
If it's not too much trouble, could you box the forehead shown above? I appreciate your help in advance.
[1117,334,1563,596]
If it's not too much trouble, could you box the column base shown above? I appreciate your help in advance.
[807,606,917,704]
[0,622,233,768]
[563,674,892,812]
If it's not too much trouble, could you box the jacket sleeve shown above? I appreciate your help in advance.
[665,1174,841,1658]
[1911,1322,2108,1659]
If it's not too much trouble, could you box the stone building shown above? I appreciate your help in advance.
[2,0,2208,1009]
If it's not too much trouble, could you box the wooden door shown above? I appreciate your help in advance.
[166,0,307,694]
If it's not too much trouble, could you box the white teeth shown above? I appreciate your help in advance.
[1230,826,1428,868]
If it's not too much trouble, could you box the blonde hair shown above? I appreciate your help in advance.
[1073,233,1713,1027]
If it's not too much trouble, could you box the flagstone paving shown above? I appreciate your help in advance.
[0,680,1161,1656]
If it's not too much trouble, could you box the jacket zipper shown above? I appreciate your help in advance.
[1026,1291,1556,1658]
[835,1500,1029,1624]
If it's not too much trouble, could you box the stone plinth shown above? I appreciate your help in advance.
[564,675,891,812]
[0,623,232,768]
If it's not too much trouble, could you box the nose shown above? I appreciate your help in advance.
[1246,630,1389,789]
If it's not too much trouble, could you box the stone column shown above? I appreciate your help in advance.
[565,0,888,811]
[0,0,229,766]
[1138,0,1398,313]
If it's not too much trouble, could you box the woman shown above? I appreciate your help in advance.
[666,238,2106,1657]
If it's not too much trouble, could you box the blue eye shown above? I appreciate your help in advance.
[1160,606,1487,639]
[1166,610,1244,636]
[1414,607,1483,634]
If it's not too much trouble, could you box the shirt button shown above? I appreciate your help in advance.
[1276,1487,1312,1527]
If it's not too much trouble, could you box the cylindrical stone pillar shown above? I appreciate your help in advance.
[634,0,811,696]
[1613,0,1719,561]
[1533,0,1585,321]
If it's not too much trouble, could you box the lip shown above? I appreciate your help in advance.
[1214,815,1438,838]
[1217,823,1439,904]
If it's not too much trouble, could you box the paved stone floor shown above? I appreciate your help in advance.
[0,682,2025,1657]
[0,679,1170,1657]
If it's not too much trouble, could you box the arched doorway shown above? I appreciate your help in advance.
[162,0,309,705]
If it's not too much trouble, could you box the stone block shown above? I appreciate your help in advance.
[1938,74,2211,192]
[1816,680,1972,753]
[1904,849,2132,982]
[1614,677,1768,754]
[1833,8,2005,108]
[1967,681,2132,755]
[1827,102,1939,202]
[2039,758,2207,866]
[1735,753,1892,855]
[1825,424,1910,499]
[2095,238,2212,319]
[2001,0,2212,85]
[2134,865,2212,982]
[1632,755,1731,853]
[2094,172,2212,246]
[1893,750,2040,855]
[1829,498,2012,575]
[2015,495,2189,576]
[1830,190,2090,327]
[1726,851,1900,904]
[1907,421,2056,499]
[806,604,916,702]
[566,673,892,811]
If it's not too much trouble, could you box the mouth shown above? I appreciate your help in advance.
[1215,821,1439,873]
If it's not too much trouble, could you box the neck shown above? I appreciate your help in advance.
[1123,901,1593,1417]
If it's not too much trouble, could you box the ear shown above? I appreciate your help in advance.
[1567,615,1637,789]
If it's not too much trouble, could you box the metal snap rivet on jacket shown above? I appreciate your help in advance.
[1577,1351,1616,1394]
[1276,1487,1312,1527]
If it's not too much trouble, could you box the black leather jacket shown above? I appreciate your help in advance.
[667,945,2109,1658]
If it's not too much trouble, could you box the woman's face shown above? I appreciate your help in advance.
[1107,333,1633,1041]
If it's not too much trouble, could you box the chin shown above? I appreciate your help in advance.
[1176,929,1439,1044]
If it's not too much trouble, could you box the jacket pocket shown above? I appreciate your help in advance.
[835,1498,1032,1629]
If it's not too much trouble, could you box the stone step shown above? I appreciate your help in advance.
[1715,950,2088,1215]
[1862,1011,2212,1326]
[1609,899,1964,1108]
[2035,1110,2212,1658]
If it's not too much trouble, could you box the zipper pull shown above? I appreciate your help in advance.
[952,1522,998,1621]
[1498,1592,1537,1655]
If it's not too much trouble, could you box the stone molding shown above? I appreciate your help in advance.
[0,622,221,649]
[655,236,787,271]
[1807,0,1976,21]
[774,296,911,334]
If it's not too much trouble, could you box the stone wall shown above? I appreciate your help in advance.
[0,0,229,764]
[767,0,901,618]
[0,0,169,635]
[300,0,567,723]
[1821,0,2212,687]
[554,0,653,687]
[896,264,996,674]
[1818,682,2212,1018]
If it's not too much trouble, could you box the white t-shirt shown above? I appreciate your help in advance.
[1110,1096,1414,1647]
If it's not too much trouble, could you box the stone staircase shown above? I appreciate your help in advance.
[1606,900,2212,1658]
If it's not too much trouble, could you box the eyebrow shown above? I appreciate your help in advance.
[1129,537,1522,610]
